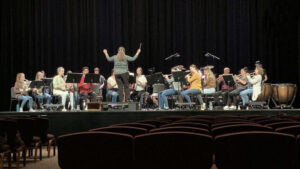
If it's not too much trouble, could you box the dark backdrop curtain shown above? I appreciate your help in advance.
[0,0,299,110]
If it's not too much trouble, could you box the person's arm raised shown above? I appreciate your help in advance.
[103,49,114,62]
[127,49,141,61]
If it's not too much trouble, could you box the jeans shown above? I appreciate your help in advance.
[181,89,201,103]
[35,93,52,105]
[226,88,245,106]
[240,88,253,105]
[203,88,216,94]
[107,90,119,103]
[17,95,33,109]
[115,72,130,102]
[73,92,80,108]
[158,89,180,109]
[136,91,146,105]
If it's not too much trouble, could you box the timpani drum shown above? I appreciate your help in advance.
[272,83,297,109]
[256,83,273,103]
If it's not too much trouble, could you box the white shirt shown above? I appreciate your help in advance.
[135,75,147,91]
[107,76,118,89]
[247,75,262,101]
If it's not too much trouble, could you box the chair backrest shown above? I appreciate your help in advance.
[187,115,214,120]
[135,131,214,169]
[215,131,296,169]
[161,122,210,130]
[150,126,210,135]
[276,125,300,136]
[11,87,17,99]
[15,118,36,146]
[31,117,49,143]
[156,116,187,122]
[57,131,134,169]
[136,120,169,127]
[175,118,212,125]
[114,123,156,131]
[266,121,300,129]
[256,118,292,125]
[0,119,19,147]
[211,121,256,128]
[89,126,147,136]
[212,124,273,136]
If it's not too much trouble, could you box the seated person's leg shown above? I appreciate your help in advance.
[161,89,176,109]
[111,91,119,103]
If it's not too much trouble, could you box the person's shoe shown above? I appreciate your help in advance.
[19,108,23,112]
[164,107,170,110]
[29,109,35,112]
[229,105,236,110]
[223,106,230,110]
[40,105,44,109]
[62,108,67,112]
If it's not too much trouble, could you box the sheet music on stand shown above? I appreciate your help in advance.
[84,73,100,83]
[222,74,236,86]
[66,73,82,83]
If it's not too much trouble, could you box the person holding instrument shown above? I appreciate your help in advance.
[53,67,69,111]
[134,67,148,107]
[203,68,216,94]
[32,71,52,109]
[224,67,250,110]
[103,46,141,102]
[78,67,97,105]
[14,73,35,112]
[106,69,119,103]
[181,64,202,103]
[158,67,182,110]
[240,67,263,107]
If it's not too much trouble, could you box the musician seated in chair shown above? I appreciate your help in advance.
[217,67,235,106]
[14,73,35,112]
[92,67,106,101]
[239,67,263,107]
[180,64,202,104]
[224,67,250,110]
[53,67,72,111]
[158,67,182,110]
[203,67,216,94]
[107,69,119,103]
[78,67,97,105]
[133,67,148,107]
[32,71,52,109]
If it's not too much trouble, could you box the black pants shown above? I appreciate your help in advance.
[80,92,97,103]
[115,72,130,102]
[226,88,245,106]
[221,90,233,106]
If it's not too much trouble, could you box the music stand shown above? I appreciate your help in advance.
[172,71,189,83]
[149,72,164,85]
[42,78,53,87]
[84,73,100,83]
[29,80,45,88]
[129,74,136,84]
[222,74,236,86]
[66,73,82,83]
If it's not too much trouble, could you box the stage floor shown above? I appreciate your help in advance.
[1,109,300,137]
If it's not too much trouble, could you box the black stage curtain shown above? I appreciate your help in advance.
[0,0,299,110]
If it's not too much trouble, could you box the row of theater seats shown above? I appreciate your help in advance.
[0,116,55,169]
[57,115,300,169]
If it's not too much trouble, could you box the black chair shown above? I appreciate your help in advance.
[212,124,273,136]
[113,123,156,131]
[150,126,210,135]
[15,118,42,165]
[215,131,296,169]
[9,87,20,111]
[161,122,210,130]
[135,132,214,169]
[31,117,56,157]
[57,132,134,169]
[89,126,147,136]
[0,119,25,169]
